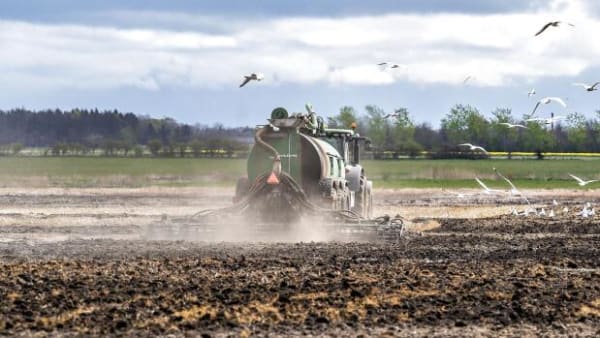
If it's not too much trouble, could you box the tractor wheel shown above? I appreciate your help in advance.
[352,178,367,218]
[318,178,336,208]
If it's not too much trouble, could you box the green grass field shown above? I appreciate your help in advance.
[0,157,598,189]
[0,157,246,188]
[362,159,600,189]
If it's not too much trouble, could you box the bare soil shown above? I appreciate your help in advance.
[0,187,599,337]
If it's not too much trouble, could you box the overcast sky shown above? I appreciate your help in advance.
[1,0,599,126]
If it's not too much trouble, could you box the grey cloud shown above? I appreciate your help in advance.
[1,0,552,27]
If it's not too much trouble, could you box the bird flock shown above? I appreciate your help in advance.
[456,94,572,155]
[451,20,597,156]
[446,22,598,219]
[448,21,600,203]
[446,167,597,218]
[451,168,598,218]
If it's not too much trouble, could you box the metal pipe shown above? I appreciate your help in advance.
[255,127,281,175]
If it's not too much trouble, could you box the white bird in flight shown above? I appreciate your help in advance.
[572,82,600,92]
[493,168,521,196]
[239,73,264,87]
[531,97,567,116]
[500,122,528,129]
[534,21,575,36]
[527,88,536,97]
[526,116,565,125]
[568,174,599,186]
[475,178,503,195]
[458,143,488,153]
[377,62,406,70]
[494,167,531,204]
[383,110,403,119]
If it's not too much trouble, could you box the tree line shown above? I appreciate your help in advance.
[327,105,600,158]
[0,108,252,157]
[0,106,599,158]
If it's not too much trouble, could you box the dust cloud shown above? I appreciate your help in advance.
[143,214,359,243]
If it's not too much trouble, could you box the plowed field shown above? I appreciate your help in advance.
[0,187,599,337]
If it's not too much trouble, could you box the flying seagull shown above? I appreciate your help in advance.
[494,167,531,204]
[568,173,599,186]
[239,73,264,87]
[527,88,536,97]
[534,21,575,36]
[463,76,473,84]
[458,143,488,153]
[383,109,403,119]
[572,82,600,92]
[500,122,528,129]
[526,115,565,125]
[475,178,503,195]
[530,96,567,116]
[378,62,406,70]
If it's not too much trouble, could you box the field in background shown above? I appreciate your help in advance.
[364,159,600,189]
[0,157,245,188]
[0,157,598,189]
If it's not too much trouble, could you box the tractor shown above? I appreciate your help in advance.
[234,105,373,222]
[149,105,404,241]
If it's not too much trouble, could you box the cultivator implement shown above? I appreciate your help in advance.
[147,215,405,242]
[146,216,405,242]
[146,172,405,241]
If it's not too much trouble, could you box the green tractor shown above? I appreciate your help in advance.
[149,106,403,241]
[235,105,372,221]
